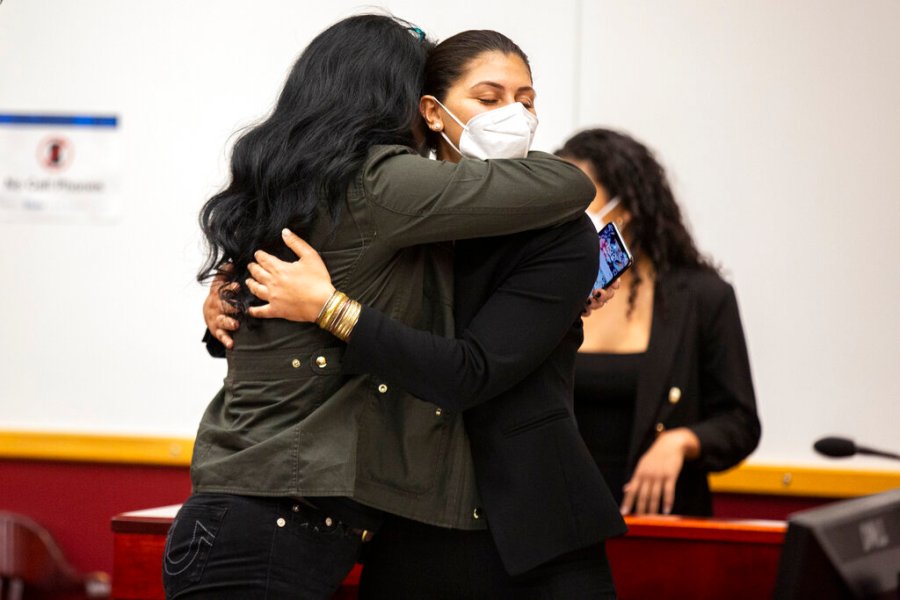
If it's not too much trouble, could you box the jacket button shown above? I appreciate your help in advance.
[291,358,301,369]
[276,518,286,528]
[378,384,389,394]
[473,507,482,520]
[435,408,442,416]
[668,387,682,404]
[655,422,665,434]
[316,355,328,368]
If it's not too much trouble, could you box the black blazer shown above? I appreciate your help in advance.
[342,215,627,575]
[622,268,761,516]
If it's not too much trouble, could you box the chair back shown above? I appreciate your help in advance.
[0,511,108,600]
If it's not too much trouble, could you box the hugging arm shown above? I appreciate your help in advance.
[202,149,595,352]
[364,148,595,247]
[341,226,599,412]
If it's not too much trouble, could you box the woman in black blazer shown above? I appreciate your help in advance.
[209,32,624,599]
[557,128,761,517]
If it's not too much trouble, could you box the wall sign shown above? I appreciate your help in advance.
[0,113,121,222]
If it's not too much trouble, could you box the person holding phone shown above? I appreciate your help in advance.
[556,128,762,517]
[214,31,625,598]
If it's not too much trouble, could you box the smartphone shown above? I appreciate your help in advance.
[593,221,633,290]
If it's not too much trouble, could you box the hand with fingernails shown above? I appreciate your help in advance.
[245,229,336,323]
[619,428,701,516]
[583,280,619,316]
[203,264,240,349]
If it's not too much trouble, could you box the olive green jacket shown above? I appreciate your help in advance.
[191,145,594,529]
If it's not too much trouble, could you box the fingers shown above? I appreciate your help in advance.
[252,250,284,274]
[621,476,665,515]
[247,262,273,286]
[219,283,240,314]
[592,287,614,303]
[635,479,652,515]
[281,228,317,259]
[620,483,636,515]
[647,479,664,515]
[247,303,274,319]
[663,477,677,515]
[217,314,239,332]
[245,277,270,301]
[214,328,234,349]
[583,292,608,315]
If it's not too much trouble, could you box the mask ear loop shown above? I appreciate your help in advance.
[424,96,467,158]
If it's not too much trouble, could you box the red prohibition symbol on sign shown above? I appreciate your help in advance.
[37,136,74,171]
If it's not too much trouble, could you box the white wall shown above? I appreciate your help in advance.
[578,1,900,467]
[0,0,580,436]
[1,1,897,468]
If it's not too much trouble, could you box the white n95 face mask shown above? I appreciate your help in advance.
[430,97,539,160]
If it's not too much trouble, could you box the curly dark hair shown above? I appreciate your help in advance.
[556,128,717,314]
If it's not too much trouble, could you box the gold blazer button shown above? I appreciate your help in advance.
[668,387,682,404]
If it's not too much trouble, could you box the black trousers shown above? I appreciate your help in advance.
[359,515,617,600]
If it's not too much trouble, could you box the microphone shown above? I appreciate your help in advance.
[814,436,900,461]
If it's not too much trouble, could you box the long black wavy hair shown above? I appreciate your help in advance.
[557,128,717,313]
[198,15,433,315]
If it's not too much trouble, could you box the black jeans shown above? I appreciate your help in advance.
[358,515,617,599]
[162,493,362,599]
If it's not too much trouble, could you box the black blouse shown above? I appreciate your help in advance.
[573,351,645,504]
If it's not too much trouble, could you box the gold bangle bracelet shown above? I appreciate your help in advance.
[339,301,362,342]
[315,292,340,327]
[314,291,336,323]
[331,299,361,342]
[325,298,351,332]
[316,290,347,329]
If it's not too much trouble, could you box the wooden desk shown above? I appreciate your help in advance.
[607,515,786,600]
[112,507,785,599]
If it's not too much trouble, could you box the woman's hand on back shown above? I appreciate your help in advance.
[204,265,239,349]
[246,229,335,323]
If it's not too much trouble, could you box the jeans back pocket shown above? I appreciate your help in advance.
[162,501,228,597]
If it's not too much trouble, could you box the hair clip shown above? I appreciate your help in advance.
[408,26,425,41]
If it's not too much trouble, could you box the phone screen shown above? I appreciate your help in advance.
[593,221,634,290]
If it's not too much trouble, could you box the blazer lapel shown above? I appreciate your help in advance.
[628,274,691,469]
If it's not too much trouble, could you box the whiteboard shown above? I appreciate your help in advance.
[1,0,898,469]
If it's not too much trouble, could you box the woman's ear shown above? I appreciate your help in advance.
[419,96,443,132]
